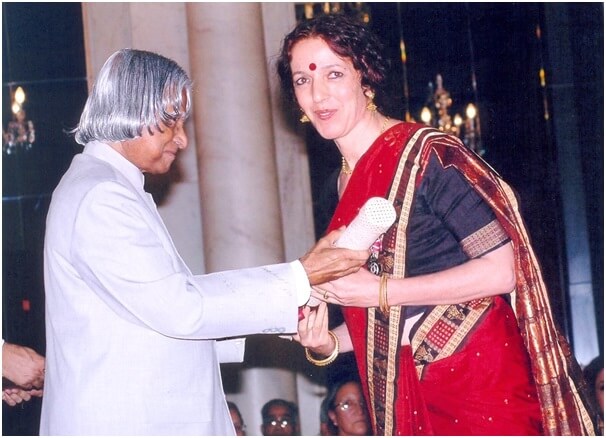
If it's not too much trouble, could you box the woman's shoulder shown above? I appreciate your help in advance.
[382,121,438,145]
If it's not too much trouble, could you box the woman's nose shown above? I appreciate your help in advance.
[311,79,328,103]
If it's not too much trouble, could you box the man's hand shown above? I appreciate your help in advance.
[2,342,45,389]
[299,228,369,285]
[2,387,43,406]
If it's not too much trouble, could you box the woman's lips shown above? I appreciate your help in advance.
[314,109,336,121]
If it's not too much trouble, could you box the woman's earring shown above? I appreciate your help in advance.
[365,90,377,112]
[300,110,310,123]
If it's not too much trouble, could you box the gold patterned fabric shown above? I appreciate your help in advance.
[460,219,509,258]
[411,298,493,379]
[421,129,597,435]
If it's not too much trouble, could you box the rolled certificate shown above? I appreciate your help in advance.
[304,198,397,309]
[334,197,397,250]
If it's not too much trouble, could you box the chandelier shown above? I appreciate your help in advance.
[3,86,36,155]
[419,74,483,156]
[295,2,370,23]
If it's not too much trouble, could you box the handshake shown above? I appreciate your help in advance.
[2,341,45,406]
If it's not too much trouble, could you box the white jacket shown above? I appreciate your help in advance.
[41,141,302,435]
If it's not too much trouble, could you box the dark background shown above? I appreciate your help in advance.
[2,2,87,435]
[2,3,603,435]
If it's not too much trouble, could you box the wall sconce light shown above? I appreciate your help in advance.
[419,75,483,156]
[3,86,36,155]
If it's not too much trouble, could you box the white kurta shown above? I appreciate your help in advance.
[41,141,302,435]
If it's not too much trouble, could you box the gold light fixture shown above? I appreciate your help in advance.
[296,2,370,23]
[419,75,483,155]
[420,106,432,125]
[463,102,481,154]
[3,86,36,155]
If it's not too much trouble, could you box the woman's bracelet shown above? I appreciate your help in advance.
[379,273,390,314]
[305,330,339,367]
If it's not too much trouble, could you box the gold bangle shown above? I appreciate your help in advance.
[305,330,339,367]
[379,273,390,314]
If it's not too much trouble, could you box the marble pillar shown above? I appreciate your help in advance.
[186,2,285,269]
[185,3,313,436]
[261,4,325,434]
[261,3,316,262]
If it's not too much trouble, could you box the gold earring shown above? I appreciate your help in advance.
[365,90,377,112]
[300,111,310,123]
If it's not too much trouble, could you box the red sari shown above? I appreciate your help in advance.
[326,123,596,435]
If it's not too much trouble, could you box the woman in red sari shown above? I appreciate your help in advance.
[277,13,596,436]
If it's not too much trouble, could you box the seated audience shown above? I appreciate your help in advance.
[319,396,334,436]
[261,398,300,436]
[324,380,370,436]
[227,401,246,436]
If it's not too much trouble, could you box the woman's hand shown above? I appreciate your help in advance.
[293,302,335,357]
[314,268,381,308]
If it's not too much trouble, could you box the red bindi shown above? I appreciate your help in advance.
[309,63,316,71]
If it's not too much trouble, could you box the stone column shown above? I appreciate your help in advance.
[185,3,298,436]
[261,4,324,436]
[261,3,316,262]
[186,2,285,268]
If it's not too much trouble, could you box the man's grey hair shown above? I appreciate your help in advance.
[73,49,193,145]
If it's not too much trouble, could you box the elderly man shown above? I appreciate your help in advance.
[41,49,368,435]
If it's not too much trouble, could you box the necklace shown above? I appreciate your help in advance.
[341,116,390,176]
